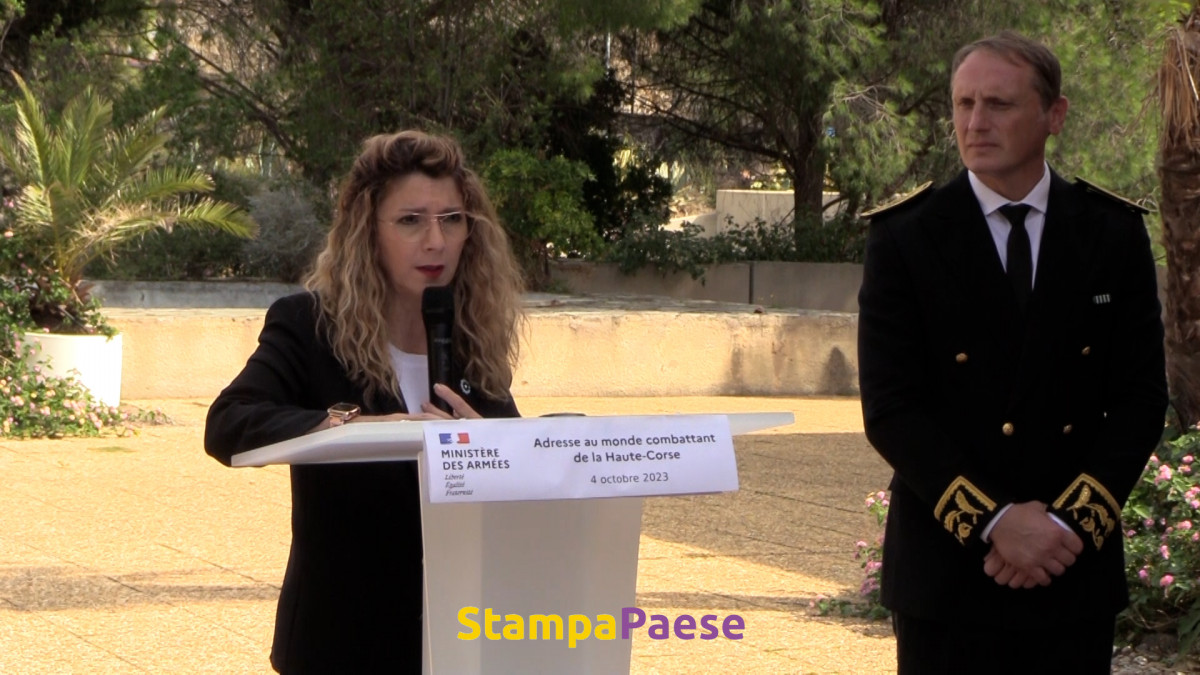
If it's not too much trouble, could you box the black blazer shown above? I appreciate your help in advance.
[858,171,1167,625]
[205,292,519,673]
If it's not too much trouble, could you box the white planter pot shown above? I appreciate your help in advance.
[22,332,123,408]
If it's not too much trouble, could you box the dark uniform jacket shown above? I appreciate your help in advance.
[858,170,1167,625]
[204,292,519,673]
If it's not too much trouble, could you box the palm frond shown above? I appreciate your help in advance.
[173,199,258,238]
[43,182,85,230]
[103,167,215,209]
[60,88,113,192]
[8,72,54,186]
[0,70,254,315]
[105,107,169,181]
[66,210,168,279]
[12,184,53,231]
[0,109,27,182]
[67,201,255,277]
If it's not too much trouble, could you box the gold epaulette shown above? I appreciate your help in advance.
[934,476,997,545]
[861,181,934,218]
[1074,177,1149,214]
[1052,473,1120,550]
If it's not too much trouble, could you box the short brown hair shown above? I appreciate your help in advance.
[951,31,1061,109]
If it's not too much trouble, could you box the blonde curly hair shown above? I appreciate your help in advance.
[305,130,524,403]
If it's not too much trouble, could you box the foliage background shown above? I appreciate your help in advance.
[0,0,1186,282]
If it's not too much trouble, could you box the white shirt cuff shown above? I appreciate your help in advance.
[1046,512,1073,533]
[979,505,1075,543]
[980,503,1013,543]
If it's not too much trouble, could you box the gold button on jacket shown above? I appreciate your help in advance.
[1002,422,1015,436]
[1081,346,1091,356]
[1063,424,1073,435]
[955,353,968,363]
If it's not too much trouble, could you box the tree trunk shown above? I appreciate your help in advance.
[1157,9,1200,429]
[1159,147,1200,429]
[790,112,827,247]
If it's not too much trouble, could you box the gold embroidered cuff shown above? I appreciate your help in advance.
[934,477,997,545]
[1052,473,1121,550]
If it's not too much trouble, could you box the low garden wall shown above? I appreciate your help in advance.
[549,261,1171,315]
[106,300,860,401]
[549,261,864,313]
[93,260,1170,402]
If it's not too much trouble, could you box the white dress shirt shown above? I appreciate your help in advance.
[967,163,1051,283]
[389,345,430,413]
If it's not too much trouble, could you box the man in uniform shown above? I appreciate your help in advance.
[857,31,1167,673]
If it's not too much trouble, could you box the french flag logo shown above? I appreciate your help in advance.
[439,432,470,445]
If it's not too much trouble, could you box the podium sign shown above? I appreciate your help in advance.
[423,415,736,503]
[229,412,794,674]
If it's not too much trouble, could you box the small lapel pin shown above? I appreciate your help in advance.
[1093,294,1111,305]
[460,378,472,395]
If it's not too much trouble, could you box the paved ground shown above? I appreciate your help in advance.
[0,396,897,674]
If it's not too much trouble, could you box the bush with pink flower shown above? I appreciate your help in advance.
[1120,413,1200,657]
[856,491,890,619]
[1,226,143,438]
[815,490,890,619]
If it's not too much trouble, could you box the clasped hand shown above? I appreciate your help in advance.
[982,501,1083,589]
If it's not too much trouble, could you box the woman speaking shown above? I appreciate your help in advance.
[205,130,524,673]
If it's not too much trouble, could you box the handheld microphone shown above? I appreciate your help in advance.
[421,285,456,413]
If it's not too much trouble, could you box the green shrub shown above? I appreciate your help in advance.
[85,227,247,281]
[0,74,254,321]
[712,213,868,264]
[482,149,603,288]
[1120,417,1200,657]
[242,185,327,282]
[814,490,889,620]
[0,355,131,438]
[584,144,673,243]
[605,212,869,281]
[605,219,720,280]
[541,72,673,244]
[1,225,129,437]
[85,166,269,281]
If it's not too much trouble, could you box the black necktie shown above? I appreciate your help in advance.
[999,203,1033,313]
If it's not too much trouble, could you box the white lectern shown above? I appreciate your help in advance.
[232,412,792,674]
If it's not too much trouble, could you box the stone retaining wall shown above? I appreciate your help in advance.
[108,301,859,401]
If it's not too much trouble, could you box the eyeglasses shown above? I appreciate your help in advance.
[381,211,471,241]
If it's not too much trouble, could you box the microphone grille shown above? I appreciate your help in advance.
[421,285,454,317]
